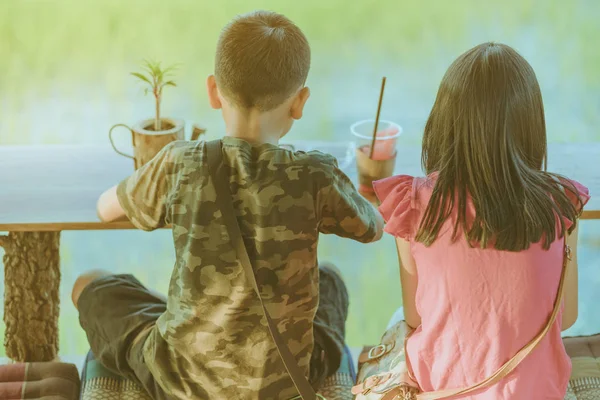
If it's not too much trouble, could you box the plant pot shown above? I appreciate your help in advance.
[109,118,206,170]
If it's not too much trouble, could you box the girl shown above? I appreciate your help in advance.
[373,42,590,399]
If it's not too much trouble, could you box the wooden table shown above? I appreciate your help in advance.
[0,142,598,362]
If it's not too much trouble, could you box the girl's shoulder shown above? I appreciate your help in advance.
[373,173,438,240]
[555,177,591,229]
[373,173,591,240]
[557,177,590,208]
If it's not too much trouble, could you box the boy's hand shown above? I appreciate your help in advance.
[354,188,384,242]
[358,187,380,206]
[372,206,385,242]
[319,158,385,243]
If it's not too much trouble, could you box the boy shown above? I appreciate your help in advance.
[72,10,383,399]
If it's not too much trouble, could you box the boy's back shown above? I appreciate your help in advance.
[115,137,379,398]
[76,10,383,400]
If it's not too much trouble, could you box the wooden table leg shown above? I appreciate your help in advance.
[0,231,61,362]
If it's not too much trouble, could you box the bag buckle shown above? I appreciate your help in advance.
[368,341,394,360]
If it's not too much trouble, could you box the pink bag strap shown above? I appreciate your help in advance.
[407,243,571,400]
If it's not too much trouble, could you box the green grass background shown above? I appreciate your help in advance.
[0,0,599,358]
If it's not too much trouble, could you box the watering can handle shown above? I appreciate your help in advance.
[108,124,135,159]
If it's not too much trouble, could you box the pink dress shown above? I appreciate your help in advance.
[373,174,590,399]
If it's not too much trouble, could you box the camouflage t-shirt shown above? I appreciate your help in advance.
[117,136,379,399]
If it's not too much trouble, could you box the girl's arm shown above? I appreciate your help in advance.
[396,237,421,329]
[562,225,580,331]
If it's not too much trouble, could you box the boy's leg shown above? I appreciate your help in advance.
[73,272,168,399]
[309,262,350,389]
[72,270,111,309]
[72,270,168,309]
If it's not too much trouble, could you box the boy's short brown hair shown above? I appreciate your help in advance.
[215,10,311,111]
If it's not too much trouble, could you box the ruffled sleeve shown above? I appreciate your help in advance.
[561,178,591,230]
[373,175,419,240]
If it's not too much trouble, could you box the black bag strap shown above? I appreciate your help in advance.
[205,139,318,400]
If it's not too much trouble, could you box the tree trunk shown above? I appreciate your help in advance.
[0,231,61,361]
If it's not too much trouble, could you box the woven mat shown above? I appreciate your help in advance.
[80,345,356,400]
[564,334,600,400]
[80,336,600,399]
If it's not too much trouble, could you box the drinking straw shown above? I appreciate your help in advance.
[369,77,387,159]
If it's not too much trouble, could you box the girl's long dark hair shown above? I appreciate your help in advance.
[416,42,583,251]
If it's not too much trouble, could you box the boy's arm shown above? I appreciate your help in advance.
[96,143,178,231]
[97,185,127,222]
[318,161,384,243]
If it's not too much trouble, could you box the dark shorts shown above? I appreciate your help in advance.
[78,263,349,399]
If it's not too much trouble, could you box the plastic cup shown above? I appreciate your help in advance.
[350,119,402,196]
[350,120,402,160]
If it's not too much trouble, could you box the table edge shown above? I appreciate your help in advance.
[0,222,169,232]
[0,210,598,232]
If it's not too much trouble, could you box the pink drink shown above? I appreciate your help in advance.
[368,125,399,160]
[351,119,402,196]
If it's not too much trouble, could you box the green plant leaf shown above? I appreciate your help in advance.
[131,72,152,84]
[142,59,159,79]
[141,65,154,77]
[162,63,181,77]
[156,64,165,83]
[144,59,157,70]
[136,59,180,96]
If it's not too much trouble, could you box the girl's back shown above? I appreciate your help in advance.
[374,42,591,399]
[376,173,589,399]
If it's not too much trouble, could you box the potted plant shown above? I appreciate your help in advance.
[131,60,179,132]
[108,60,205,169]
